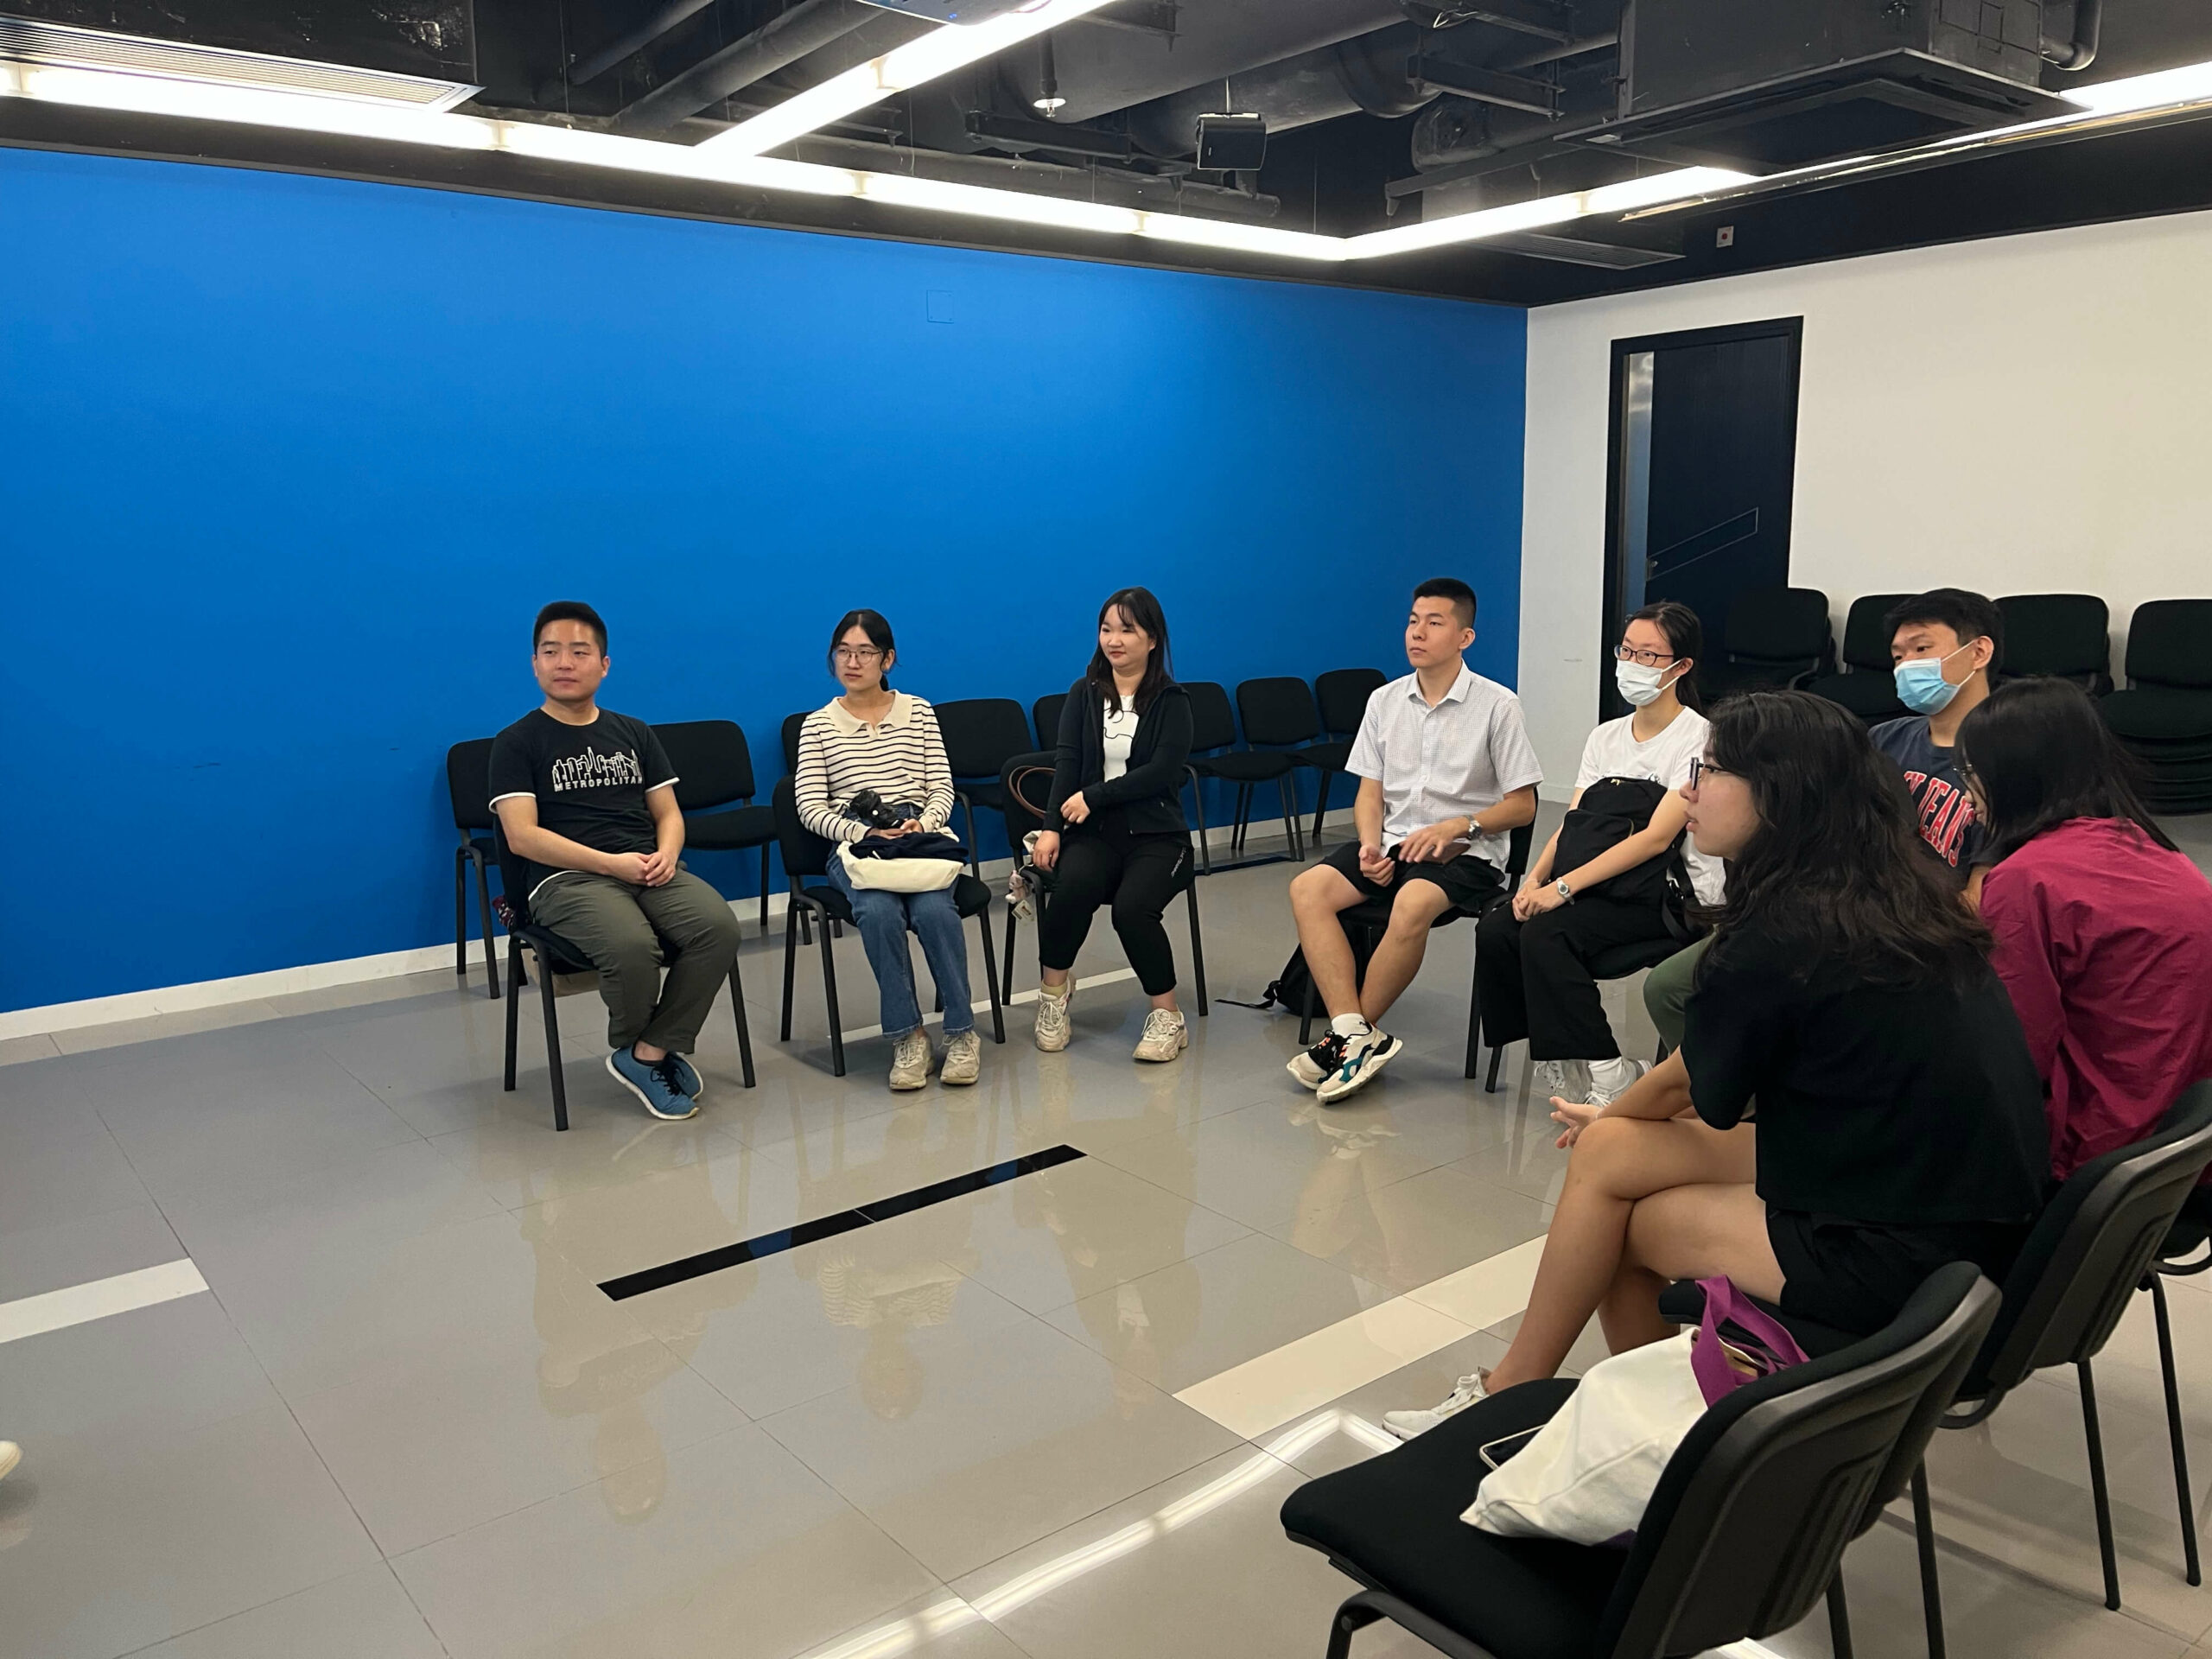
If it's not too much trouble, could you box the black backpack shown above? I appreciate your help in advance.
[1232,929,1383,1015]
[1555,775,1699,937]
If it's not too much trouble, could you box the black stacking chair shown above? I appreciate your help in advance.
[445,738,502,998]
[490,824,755,1131]
[1480,936,1687,1092]
[1185,679,1303,870]
[1281,1262,1999,1659]
[1296,823,1532,1080]
[2101,601,2212,814]
[994,752,1207,1014]
[1998,594,2113,695]
[935,697,1036,880]
[1032,691,1066,750]
[1703,586,1836,699]
[654,720,779,937]
[1238,674,1325,847]
[770,776,1003,1077]
[1306,667,1387,847]
[1806,594,1910,724]
[780,710,808,774]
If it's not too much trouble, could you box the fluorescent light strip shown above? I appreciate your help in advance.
[703,0,1119,160]
[2063,59,2212,115]
[1344,166,1755,259]
[16,62,498,148]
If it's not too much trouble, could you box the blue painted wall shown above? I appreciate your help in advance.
[0,145,1528,1012]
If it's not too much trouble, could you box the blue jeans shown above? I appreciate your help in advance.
[824,854,975,1037]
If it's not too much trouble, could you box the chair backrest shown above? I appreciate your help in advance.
[1998,594,2111,681]
[780,710,812,776]
[2124,600,2212,690]
[1001,751,1057,830]
[1598,1263,2000,1659]
[1033,691,1067,748]
[1970,1078,2212,1396]
[935,697,1034,779]
[1504,821,1534,881]
[1236,677,1321,747]
[771,774,836,881]
[446,738,498,834]
[1183,680,1238,753]
[652,720,755,812]
[1315,667,1387,735]
[1840,593,1910,671]
[1724,586,1834,665]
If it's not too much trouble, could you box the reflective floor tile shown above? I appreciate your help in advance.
[48,1000,289,1054]
[1268,1159,1551,1294]
[0,1402,378,1659]
[292,1328,745,1554]
[392,1424,943,1659]
[1046,1230,1393,1395]
[0,1125,149,1241]
[99,1082,426,1211]
[789,1592,1032,1659]
[1,1291,277,1445]
[1267,1326,1516,1480]
[159,1135,506,1260]
[759,1312,1240,1580]
[511,1136,808,1287]
[428,1106,745,1210]
[128,1565,446,1659]
[742,1083,1070,1206]
[0,1200,186,1304]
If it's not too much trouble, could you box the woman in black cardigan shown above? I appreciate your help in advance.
[1033,587,1196,1062]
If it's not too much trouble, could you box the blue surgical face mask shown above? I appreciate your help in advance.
[1893,641,1974,715]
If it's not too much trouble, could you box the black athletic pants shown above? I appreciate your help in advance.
[1036,819,1189,996]
[1474,893,1672,1061]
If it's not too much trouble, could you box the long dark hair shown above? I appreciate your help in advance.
[1701,690,1990,986]
[828,607,896,690]
[1956,677,2177,866]
[1626,599,1704,713]
[1087,587,1174,715]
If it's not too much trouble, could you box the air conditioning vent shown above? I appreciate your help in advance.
[0,16,477,109]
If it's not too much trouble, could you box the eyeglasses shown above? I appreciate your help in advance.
[1685,757,1733,790]
[833,647,885,664]
[1613,645,1682,667]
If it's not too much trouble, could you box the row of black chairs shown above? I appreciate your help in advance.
[1285,1078,2212,1659]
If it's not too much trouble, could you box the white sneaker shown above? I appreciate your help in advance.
[1316,1028,1402,1103]
[889,1028,931,1091]
[1288,1029,1351,1089]
[1383,1372,1490,1441]
[1033,983,1072,1052]
[1586,1056,1649,1108]
[941,1028,982,1086]
[0,1440,18,1481]
[1536,1058,1592,1103]
[1133,1009,1188,1063]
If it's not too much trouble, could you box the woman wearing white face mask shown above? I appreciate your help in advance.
[1475,602,1724,1107]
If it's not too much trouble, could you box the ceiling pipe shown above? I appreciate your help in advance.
[611,0,905,133]
[568,0,720,88]
[785,131,1285,219]
[1121,22,1435,157]
[2040,0,2101,71]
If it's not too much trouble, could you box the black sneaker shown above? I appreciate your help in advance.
[1287,1031,1350,1090]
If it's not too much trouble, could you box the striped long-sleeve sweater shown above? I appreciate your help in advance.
[795,693,957,843]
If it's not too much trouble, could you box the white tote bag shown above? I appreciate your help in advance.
[836,842,963,893]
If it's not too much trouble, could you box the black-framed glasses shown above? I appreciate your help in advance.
[1613,645,1682,667]
[1686,756,1733,790]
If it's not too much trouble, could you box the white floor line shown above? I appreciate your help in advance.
[835,968,1138,1044]
[1174,1237,1549,1440]
[0,1258,208,1346]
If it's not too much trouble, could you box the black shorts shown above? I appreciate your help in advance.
[1319,839,1506,916]
[1768,1209,2029,1336]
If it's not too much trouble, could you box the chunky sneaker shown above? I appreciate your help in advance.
[1535,1058,1593,1105]
[607,1047,698,1121]
[1586,1056,1649,1109]
[1288,1031,1349,1090]
[1133,1009,1188,1063]
[941,1028,982,1087]
[1383,1371,1490,1441]
[1033,983,1072,1052]
[1317,1028,1402,1103]
[662,1052,703,1103]
[889,1028,931,1091]
[0,1440,19,1482]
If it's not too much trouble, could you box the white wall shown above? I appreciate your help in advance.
[1516,209,2212,791]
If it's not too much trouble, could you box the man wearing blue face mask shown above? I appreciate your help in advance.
[1870,588,2001,887]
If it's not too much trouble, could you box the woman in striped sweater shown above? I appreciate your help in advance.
[796,608,980,1091]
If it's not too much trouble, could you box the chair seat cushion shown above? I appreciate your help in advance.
[2102,688,2212,741]
[518,924,596,980]
[1193,752,1296,782]
[1280,1380,1623,1659]
[1807,671,1908,724]
[685,804,778,850]
[962,780,1007,811]
[1298,740,1354,772]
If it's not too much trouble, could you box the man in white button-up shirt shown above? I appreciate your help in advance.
[1287,579,1542,1103]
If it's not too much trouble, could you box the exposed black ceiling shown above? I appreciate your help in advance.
[5,0,2212,303]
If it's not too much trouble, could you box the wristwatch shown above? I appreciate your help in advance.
[1555,879,1575,904]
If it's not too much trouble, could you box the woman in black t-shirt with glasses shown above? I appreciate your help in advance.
[1387,690,2046,1438]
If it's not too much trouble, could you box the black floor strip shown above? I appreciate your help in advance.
[597,1143,1086,1300]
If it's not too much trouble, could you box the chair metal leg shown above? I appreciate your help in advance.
[1312,770,1332,850]
[454,846,469,979]
[1912,1462,1947,1659]
[1485,1043,1505,1093]
[1827,1573,1855,1659]
[1325,1594,1386,1659]
[976,908,1005,1044]
[1001,906,1020,1006]
[538,959,569,1133]
[471,847,500,999]
[819,911,847,1077]
[758,845,772,937]
[780,904,799,1042]
[2081,1358,2124,1609]
[960,794,982,880]
[1186,767,1213,875]
[502,936,523,1092]
[2150,1274,2203,1585]
[1465,957,1484,1080]
[1230,784,1246,856]
[1277,774,1304,861]
[726,961,756,1089]
[1298,969,1318,1046]
[1185,880,1208,1016]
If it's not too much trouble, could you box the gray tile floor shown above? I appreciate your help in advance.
[3,816,2211,1659]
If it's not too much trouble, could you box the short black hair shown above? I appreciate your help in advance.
[1883,588,2001,664]
[534,601,607,654]
[1412,577,1478,628]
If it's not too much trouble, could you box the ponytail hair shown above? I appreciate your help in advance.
[1627,599,1704,712]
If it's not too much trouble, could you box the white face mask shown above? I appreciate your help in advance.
[1615,658,1674,708]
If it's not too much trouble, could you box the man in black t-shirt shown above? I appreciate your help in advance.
[487,601,740,1121]
[1870,588,1999,887]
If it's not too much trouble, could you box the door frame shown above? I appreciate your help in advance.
[1599,316,1804,718]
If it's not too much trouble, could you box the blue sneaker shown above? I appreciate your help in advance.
[607,1047,698,1121]
[661,1052,703,1103]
